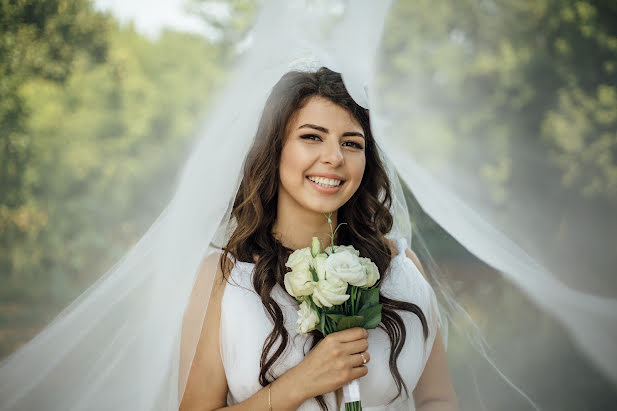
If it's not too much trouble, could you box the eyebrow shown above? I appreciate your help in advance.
[298,123,365,139]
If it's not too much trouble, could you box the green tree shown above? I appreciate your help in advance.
[381,0,617,203]
[0,0,110,296]
[0,2,225,356]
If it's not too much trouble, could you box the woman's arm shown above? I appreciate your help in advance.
[179,253,304,411]
[403,248,459,411]
[412,328,459,411]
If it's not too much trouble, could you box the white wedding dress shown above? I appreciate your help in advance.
[219,236,440,411]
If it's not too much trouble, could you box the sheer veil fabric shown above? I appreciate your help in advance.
[0,1,616,410]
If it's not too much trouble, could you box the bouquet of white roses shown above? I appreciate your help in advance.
[283,214,382,411]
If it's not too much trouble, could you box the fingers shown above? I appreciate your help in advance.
[331,327,368,343]
[340,338,369,356]
[317,327,371,387]
[349,351,370,368]
[349,364,369,381]
[299,328,371,398]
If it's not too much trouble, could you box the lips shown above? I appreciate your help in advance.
[306,173,346,181]
[306,176,344,187]
[306,176,345,192]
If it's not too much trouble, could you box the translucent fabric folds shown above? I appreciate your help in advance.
[0,1,615,410]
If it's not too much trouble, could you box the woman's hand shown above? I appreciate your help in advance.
[277,327,370,404]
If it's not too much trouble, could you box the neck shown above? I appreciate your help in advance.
[272,198,339,252]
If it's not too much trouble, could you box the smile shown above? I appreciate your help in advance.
[307,175,343,187]
[306,176,345,193]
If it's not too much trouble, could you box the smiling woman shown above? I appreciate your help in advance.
[1,2,614,410]
[179,67,458,411]
[295,117,367,192]
[276,96,367,245]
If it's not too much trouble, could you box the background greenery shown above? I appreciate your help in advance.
[1,0,615,409]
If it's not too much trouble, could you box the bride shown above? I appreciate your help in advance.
[1,1,615,410]
[179,67,458,410]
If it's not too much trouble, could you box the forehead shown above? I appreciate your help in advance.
[287,96,363,132]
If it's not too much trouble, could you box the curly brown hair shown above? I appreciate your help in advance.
[220,67,428,409]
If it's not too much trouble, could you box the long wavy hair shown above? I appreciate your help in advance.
[220,67,428,409]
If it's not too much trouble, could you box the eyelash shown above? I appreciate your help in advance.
[300,134,364,149]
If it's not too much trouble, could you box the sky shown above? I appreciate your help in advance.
[93,0,226,39]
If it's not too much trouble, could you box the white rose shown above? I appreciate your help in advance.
[285,247,313,272]
[284,268,316,297]
[325,244,360,256]
[296,300,319,335]
[312,276,349,308]
[359,257,380,287]
[325,250,367,286]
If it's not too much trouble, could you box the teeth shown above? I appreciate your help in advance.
[308,176,342,188]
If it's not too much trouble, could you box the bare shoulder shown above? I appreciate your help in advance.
[385,238,399,257]
[202,251,234,287]
[179,251,234,410]
[404,247,427,280]
[187,252,232,306]
[384,238,426,280]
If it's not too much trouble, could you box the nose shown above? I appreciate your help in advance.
[321,140,344,167]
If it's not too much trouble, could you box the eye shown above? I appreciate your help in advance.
[343,141,364,149]
[300,134,322,141]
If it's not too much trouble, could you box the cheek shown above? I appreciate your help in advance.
[279,142,309,184]
[350,156,366,188]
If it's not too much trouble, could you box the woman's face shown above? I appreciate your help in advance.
[278,96,366,215]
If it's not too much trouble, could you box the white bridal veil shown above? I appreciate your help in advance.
[1,1,616,410]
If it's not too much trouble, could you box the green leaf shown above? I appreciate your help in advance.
[360,304,382,329]
[357,301,374,318]
[336,315,365,331]
[359,287,380,308]
[318,311,326,336]
[326,313,344,329]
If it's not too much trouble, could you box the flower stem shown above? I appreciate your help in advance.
[345,401,362,410]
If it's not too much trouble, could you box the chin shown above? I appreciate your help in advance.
[312,206,340,214]
[302,199,346,215]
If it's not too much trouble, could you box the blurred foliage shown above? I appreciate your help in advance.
[0,0,226,354]
[382,0,617,205]
[1,0,109,271]
[385,2,617,408]
[378,0,617,294]
[0,0,111,349]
